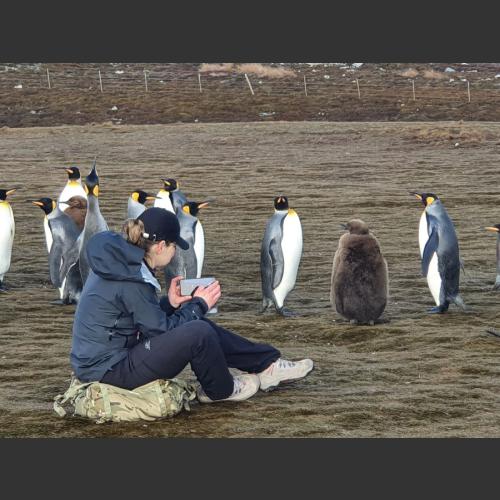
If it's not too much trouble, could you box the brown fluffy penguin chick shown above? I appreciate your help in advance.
[330,219,389,324]
[63,196,88,231]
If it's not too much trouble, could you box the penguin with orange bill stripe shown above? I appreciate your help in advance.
[182,200,211,278]
[127,190,158,219]
[0,188,16,291]
[58,166,87,212]
[411,191,467,313]
[260,195,303,316]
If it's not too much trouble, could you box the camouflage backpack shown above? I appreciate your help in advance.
[54,375,197,424]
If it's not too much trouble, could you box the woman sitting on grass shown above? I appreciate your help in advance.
[70,207,313,403]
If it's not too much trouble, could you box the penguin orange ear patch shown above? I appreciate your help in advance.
[93,185,99,197]
[132,192,139,202]
[426,196,435,205]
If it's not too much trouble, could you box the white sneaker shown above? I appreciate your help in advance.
[258,358,314,392]
[196,374,260,403]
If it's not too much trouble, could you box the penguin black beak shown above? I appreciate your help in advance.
[198,202,210,209]
[146,195,160,201]
[409,191,422,200]
[485,227,500,233]
[31,200,44,207]
[339,223,348,230]
[6,189,17,196]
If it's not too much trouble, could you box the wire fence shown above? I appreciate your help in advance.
[2,65,500,122]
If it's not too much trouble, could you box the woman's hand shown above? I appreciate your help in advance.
[193,280,221,310]
[167,276,193,309]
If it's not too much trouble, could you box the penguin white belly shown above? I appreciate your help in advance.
[44,217,53,253]
[58,183,87,212]
[273,212,303,308]
[427,252,442,305]
[418,211,428,258]
[0,204,15,280]
[154,191,175,213]
[194,221,205,278]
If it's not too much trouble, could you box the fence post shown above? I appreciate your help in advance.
[46,68,51,89]
[412,79,416,101]
[98,70,103,93]
[198,72,202,93]
[144,69,149,92]
[467,80,471,103]
[244,73,255,95]
[304,75,308,96]
[356,78,361,99]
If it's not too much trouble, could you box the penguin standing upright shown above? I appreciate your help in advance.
[411,192,467,313]
[60,162,108,287]
[0,189,16,291]
[484,224,500,290]
[32,196,84,304]
[127,190,157,219]
[154,178,188,214]
[154,179,176,213]
[330,219,389,324]
[163,206,198,292]
[260,196,303,316]
[58,166,87,212]
[32,197,57,253]
[78,162,108,284]
[182,201,210,278]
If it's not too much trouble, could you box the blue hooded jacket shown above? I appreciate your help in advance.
[70,231,209,382]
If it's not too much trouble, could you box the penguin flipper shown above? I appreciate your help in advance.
[58,245,80,286]
[269,238,284,290]
[421,225,439,277]
[48,243,63,287]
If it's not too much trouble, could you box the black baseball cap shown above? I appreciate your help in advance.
[137,207,189,250]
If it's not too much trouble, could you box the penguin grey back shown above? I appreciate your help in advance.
[163,208,197,290]
[260,211,287,307]
[425,200,461,300]
[330,219,389,323]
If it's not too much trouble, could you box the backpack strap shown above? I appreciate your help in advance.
[98,384,113,419]
[53,381,93,417]
[153,381,168,415]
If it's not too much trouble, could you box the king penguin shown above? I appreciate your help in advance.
[260,196,303,316]
[32,197,57,253]
[330,219,389,324]
[411,191,467,313]
[127,190,157,219]
[154,178,188,214]
[164,205,198,291]
[32,196,83,304]
[182,200,210,278]
[58,166,87,212]
[154,179,176,213]
[60,161,108,287]
[484,224,500,290]
[0,189,16,291]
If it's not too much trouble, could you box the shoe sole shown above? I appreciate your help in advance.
[259,364,314,392]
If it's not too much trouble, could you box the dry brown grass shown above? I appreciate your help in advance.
[400,68,419,78]
[198,63,295,79]
[199,63,235,75]
[235,63,295,79]
[404,124,497,146]
[422,69,447,80]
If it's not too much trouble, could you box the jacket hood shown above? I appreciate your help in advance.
[86,231,161,290]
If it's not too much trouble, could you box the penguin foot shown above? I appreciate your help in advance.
[349,319,359,325]
[277,307,300,318]
[0,283,9,292]
[427,306,448,314]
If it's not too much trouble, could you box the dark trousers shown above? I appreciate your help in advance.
[101,318,280,400]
